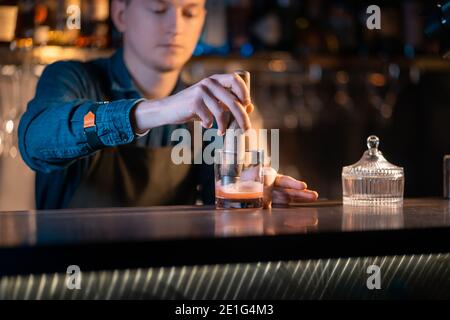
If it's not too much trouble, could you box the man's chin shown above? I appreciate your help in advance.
[153,60,184,73]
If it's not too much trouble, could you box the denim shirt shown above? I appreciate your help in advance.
[18,48,214,209]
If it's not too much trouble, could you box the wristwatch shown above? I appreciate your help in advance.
[83,104,104,150]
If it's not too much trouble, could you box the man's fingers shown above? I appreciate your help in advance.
[204,78,251,131]
[273,188,318,204]
[275,175,307,190]
[200,85,228,135]
[272,190,290,204]
[193,101,214,129]
[263,167,278,187]
[210,73,251,106]
[292,190,319,202]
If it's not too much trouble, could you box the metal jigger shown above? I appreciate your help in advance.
[220,70,250,186]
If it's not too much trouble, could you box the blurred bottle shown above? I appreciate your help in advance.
[361,3,404,56]
[422,2,443,55]
[0,1,18,46]
[228,0,253,55]
[33,0,82,46]
[33,0,55,46]
[276,0,302,52]
[444,155,450,199]
[326,2,357,55]
[293,0,325,56]
[402,0,423,58]
[196,0,229,56]
[12,0,34,49]
[379,4,403,55]
[61,0,81,46]
[77,0,109,48]
[360,4,381,55]
[251,1,283,52]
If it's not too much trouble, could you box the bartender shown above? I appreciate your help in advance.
[18,0,318,210]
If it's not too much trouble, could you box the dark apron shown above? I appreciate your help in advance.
[68,131,197,208]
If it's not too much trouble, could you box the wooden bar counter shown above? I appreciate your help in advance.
[1,199,449,276]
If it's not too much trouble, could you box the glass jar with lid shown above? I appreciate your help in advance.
[342,135,404,206]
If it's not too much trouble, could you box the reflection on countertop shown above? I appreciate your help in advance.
[0,199,448,248]
[342,205,404,231]
[214,208,318,237]
[0,211,37,247]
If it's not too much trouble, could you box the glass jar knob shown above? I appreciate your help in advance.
[367,135,380,156]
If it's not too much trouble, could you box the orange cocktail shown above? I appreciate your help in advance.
[214,149,264,209]
[215,180,263,199]
[215,180,263,209]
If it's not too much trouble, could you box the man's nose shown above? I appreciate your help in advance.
[165,7,183,37]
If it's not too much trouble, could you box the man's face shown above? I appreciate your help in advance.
[120,0,206,72]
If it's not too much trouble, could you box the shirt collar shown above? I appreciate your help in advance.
[109,47,138,93]
[108,47,186,96]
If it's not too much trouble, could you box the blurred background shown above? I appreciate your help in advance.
[0,0,449,210]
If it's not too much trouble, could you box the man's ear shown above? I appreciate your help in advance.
[111,0,127,33]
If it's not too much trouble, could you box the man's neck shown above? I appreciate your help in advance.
[123,48,180,100]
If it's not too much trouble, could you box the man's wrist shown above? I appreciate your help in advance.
[131,99,170,135]
[131,100,149,135]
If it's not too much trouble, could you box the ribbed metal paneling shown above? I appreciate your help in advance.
[1,254,449,299]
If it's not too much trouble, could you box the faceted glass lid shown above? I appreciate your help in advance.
[342,135,403,178]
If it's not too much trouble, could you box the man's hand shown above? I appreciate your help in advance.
[263,167,318,208]
[132,73,254,135]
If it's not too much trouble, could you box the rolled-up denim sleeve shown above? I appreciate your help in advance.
[18,61,144,173]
